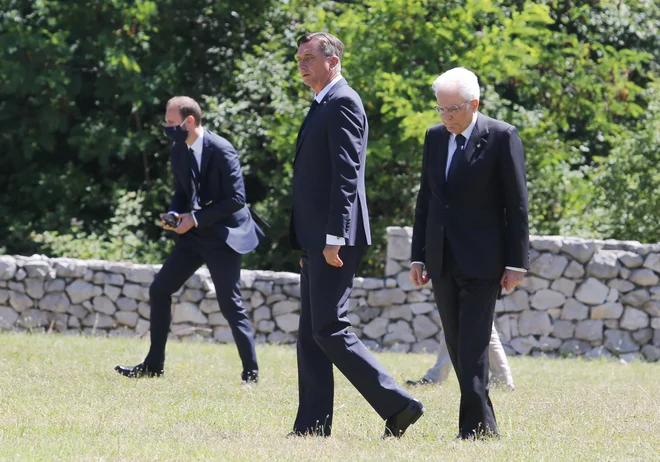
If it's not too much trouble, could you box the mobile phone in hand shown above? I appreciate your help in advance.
[162,213,180,228]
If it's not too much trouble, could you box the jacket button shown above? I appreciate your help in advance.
[445,205,450,210]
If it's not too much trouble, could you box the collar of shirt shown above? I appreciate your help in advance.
[186,127,204,156]
[449,112,479,144]
[186,128,204,169]
[315,74,343,103]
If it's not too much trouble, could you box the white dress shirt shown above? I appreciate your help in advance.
[315,74,348,246]
[446,113,478,180]
[413,114,526,273]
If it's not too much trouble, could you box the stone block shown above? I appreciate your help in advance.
[412,314,439,340]
[367,288,406,307]
[620,307,649,330]
[560,339,591,356]
[518,310,552,336]
[274,313,300,333]
[561,299,589,320]
[621,289,650,307]
[575,320,604,341]
[586,250,621,279]
[531,289,566,310]
[531,253,569,279]
[604,330,639,354]
[553,320,576,339]
[575,278,609,305]
[551,278,576,297]
[590,302,623,319]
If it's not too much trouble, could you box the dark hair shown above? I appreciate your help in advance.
[166,96,202,126]
[297,32,344,61]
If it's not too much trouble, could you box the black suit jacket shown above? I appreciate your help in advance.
[290,78,371,251]
[411,113,530,279]
[169,129,262,254]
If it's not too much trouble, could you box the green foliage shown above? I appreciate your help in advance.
[32,190,173,263]
[589,82,660,241]
[1,0,658,274]
[0,0,273,257]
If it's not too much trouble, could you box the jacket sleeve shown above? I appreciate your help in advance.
[411,129,432,264]
[193,141,246,228]
[325,97,365,239]
[498,126,530,270]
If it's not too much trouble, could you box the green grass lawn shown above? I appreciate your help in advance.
[0,332,658,461]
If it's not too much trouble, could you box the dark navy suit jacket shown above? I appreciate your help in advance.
[169,129,262,254]
[411,113,530,279]
[290,78,371,251]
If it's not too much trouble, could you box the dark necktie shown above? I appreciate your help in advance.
[446,134,466,182]
[188,147,201,207]
[298,100,320,137]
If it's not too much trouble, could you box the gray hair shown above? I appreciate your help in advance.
[431,67,480,101]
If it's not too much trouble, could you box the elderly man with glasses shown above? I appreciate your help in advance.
[410,67,529,439]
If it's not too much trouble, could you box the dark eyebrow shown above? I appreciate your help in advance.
[295,52,316,61]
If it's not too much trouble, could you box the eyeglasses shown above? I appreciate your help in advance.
[434,100,472,115]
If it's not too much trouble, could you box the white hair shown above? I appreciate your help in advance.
[431,67,480,101]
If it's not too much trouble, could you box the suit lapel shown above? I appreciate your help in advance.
[426,127,450,191]
[200,130,212,178]
[294,78,348,162]
[174,142,193,198]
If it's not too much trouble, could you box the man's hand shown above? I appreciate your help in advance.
[323,245,343,267]
[410,262,429,287]
[172,213,195,234]
[500,269,524,292]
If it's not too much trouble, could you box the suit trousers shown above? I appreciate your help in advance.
[423,323,514,389]
[144,228,258,373]
[293,245,412,436]
[432,239,501,438]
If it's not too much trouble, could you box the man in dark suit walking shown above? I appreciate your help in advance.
[410,67,529,439]
[115,96,262,383]
[290,32,424,438]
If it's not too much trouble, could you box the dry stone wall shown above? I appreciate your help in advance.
[1,228,659,362]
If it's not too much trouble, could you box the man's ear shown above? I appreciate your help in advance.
[329,56,340,70]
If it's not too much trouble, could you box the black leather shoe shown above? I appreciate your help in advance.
[286,429,328,438]
[114,363,163,378]
[405,378,433,387]
[383,399,425,438]
[241,370,258,384]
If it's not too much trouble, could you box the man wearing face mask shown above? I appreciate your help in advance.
[115,96,263,383]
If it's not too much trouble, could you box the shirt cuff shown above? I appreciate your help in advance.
[411,261,425,266]
[191,211,199,227]
[505,266,527,272]
[326,235,346,245]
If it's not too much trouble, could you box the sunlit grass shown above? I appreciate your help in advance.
[0,332,658,461]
